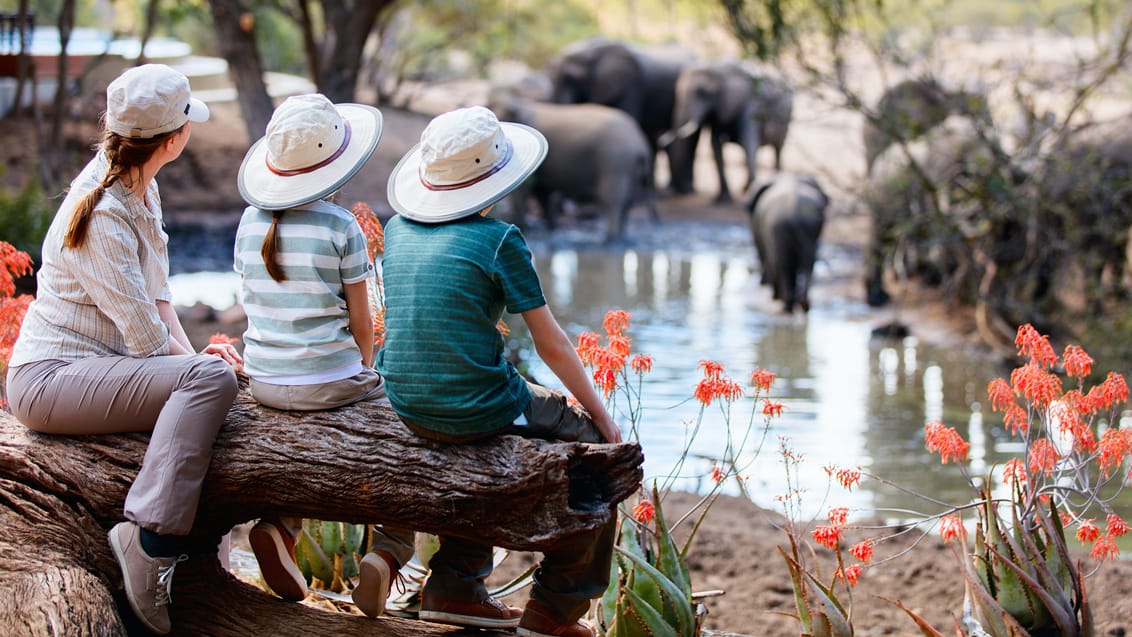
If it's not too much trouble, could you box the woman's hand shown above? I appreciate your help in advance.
[201,342,243,372]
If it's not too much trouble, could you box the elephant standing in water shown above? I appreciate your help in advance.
[748,173,827,313]
[488,88,656,243]
[544,37,697,194]
[664,61,794,204]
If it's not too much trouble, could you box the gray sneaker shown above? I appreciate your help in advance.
[108,521,188,635]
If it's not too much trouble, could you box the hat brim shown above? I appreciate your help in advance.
[387,122,548,223]
[187,97,210,123]
[238,104,383,210]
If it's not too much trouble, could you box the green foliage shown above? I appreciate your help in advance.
[292,519,368,593]
[0,175,52,267]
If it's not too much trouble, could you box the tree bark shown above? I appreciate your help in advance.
[316,0,390,102]
[207,0,273,141]
[0,391,643,636]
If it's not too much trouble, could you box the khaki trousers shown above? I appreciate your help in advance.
[6,355,238,535]
[404,381,616,624]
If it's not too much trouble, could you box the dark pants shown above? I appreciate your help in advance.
[403,381,616,623]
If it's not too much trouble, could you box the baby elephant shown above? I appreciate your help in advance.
[747,174,828,313]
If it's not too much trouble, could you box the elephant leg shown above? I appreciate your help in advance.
[738,121,761,197]
[712,129,732,204]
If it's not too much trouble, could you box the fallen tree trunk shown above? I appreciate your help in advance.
[0,391,644,636]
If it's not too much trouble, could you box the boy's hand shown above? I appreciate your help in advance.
[594,416,623,444]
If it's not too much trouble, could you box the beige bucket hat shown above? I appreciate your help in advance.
[387,105,547,223]
[238,93,383,210]
[106,64,210,139]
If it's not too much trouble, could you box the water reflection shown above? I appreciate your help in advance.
[168,230,1132,522]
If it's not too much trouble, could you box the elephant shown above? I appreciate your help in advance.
[664,61,794,204]
[862,115,1009,307]
[487,87,657,243]
[747,173,827,313]
[544,37,697,194]
[863,76,989,175]
[1037,112,1132,311]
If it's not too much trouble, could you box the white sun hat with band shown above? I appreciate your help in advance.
[387,105,548,223]
[106,63,210,139]
[238,93,383,210]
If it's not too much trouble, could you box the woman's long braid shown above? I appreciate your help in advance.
[63,126,178,249]
[262,211,287,283]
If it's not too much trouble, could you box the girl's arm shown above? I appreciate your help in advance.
[344,280,374,367]
[522,304,622,443]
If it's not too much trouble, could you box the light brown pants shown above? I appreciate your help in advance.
[6,355,238,535]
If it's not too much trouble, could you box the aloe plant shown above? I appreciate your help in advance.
[597,484,703,637]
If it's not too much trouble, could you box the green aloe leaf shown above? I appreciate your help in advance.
[295,527,334,585]
[622,585,681,637]
[615,546,696,636]
[777,543,813,633]
[320,520,343,556]
[651,484,692,599]
[876,596,947,636]
[800,571,852,637]
[343,522,366,556]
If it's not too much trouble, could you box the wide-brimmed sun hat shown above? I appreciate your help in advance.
[387,105,547,223]
[238,93,383,210]
[106,63,210,139]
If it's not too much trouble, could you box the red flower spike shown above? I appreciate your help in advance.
[630,354,652,374]
[1076,519,1100,544]
[751,368,776,391]
[827,507,848,526]
[1106,513,1129,537]
[1063,344,1094,379]
[602,310,631,337]
[850,539,874,563]
[1015,323,1058,368]
[813,524,842,550]
[1028,438,1060,476]
[987,377,1014,412]
[836,564,863,587]
[632,499,655,524]
[1090,535,1120,562]
[762,400,784,417]
[835,467,862,491]
[1003,404,1029,436]
[924,421,970,464]
[940,514,967,543]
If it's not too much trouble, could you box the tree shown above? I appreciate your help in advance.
[0,394,643,635]
[206,0,275,141]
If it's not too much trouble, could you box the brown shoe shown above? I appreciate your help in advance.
[249,518,308,601]
[419,593,523,629]
[108,521,188,636]
[351,551,396,618]
[517,600,597,637]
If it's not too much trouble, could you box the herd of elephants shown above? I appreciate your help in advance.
[487,36,1132,328]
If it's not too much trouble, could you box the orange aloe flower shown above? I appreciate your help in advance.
[987,377,1013,412]
[632,499,655,524]
[834,466,862,491]
[630,354,652,374]
[208,333,240,345]
[351,202,385,259]
[1011,361,1062,407]
[1090,535,1120,561]
[850,539,874,563]
[602,309,631,337]
[940,514,967,543]
[1106,513,1129,537]
[835,564,863,587]
[924,421,970,464]
[1015,323,1058,368]
[762,399,784,417]
[710,463,724,484]
[1001,458,1027,484]
[813,524,842,550]
[1076,518,1100,544]
[0,241,33,297]
[576,331,600,366]
[827,507,848,526]
[1003,403,1029,436]
[1063,344,1094,379]
[751,367,776,391]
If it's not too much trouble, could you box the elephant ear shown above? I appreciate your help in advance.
[746,178,776,215]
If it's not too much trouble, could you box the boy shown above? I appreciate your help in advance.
[379,105,621,637]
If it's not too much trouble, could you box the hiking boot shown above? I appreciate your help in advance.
[419,591,523,629]
[108,521,188,636]
[517,600,597,637]
[249,518,308,601]
[351,551,397,618]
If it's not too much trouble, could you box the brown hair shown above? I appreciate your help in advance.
[261,210,287,282]
[63,125,182,249]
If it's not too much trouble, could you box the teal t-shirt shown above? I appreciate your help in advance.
[378,214,546,436]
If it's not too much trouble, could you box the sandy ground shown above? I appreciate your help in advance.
[4,53,1132,634]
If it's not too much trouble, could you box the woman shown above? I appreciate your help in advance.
[4,64,241,636]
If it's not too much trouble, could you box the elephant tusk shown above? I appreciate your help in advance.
[658,120,701,147]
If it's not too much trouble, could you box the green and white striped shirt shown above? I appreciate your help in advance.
[234,200,374,381]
